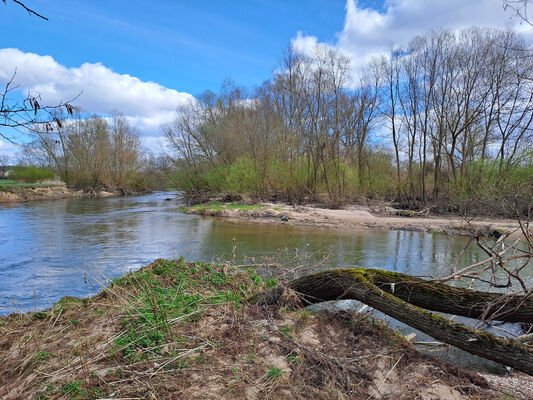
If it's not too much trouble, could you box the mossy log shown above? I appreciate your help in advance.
[255,269,533,375]
[260,269,533,323]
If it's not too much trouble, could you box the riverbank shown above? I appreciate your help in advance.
[0,183,76,203]
[1,258,530,399]
[181,200,520,237]
[0,183,146,203]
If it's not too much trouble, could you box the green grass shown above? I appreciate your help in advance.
[267,366,283,379]
[278,325,293,338]
[58,380,102,399]
[113,258,264,361]
[184,201,264,213]
[0,179,61,188]
[34,351,51,363]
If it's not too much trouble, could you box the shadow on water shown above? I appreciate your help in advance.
[1,191,531,373]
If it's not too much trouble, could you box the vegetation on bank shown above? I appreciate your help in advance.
[165,28,533,216]
[0,258,512,399]
[0,179,61,188]
[180,200,264,214]
[8,166,55,183]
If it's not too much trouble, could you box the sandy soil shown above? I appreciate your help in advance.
[0,185,76,203]
[184,202,521,237]
[0,185,133,203]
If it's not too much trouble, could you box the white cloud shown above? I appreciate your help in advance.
[0,48,194,141]
[293,0,531,72]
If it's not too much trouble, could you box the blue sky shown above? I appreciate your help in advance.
[3,0,357,94]
[0,0,526,154]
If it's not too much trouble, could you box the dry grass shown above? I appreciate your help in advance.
[0,259,526,399]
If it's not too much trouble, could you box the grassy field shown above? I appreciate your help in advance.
[0,179,63,188]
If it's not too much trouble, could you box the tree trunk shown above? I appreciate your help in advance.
[255,269,533,375]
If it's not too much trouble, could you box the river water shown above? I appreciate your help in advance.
[1,191,531,372]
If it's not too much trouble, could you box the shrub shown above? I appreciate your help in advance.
[10,166,55,183]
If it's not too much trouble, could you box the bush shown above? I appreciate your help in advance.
[10,166,55,183]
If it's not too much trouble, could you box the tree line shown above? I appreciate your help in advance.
[165,27,533,214]
[20,113,158,190]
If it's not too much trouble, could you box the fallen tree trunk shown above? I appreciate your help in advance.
[259,269,533,323]
[255,269,533,375]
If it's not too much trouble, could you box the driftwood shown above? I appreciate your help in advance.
[255,269,533,375]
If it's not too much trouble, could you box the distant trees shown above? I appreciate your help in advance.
[165,27,533,214]
[29,113,144,189]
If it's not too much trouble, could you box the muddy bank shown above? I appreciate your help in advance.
[0,185,145,204]
[182,201,520,237]
[0,185,76,203]
[1,258,531,399]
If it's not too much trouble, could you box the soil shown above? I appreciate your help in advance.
[0,185,139,204]
[183,201,522,237]
[1,259,531,399]
[0,185,76,203]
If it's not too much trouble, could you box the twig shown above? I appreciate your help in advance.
[367,354,403,399]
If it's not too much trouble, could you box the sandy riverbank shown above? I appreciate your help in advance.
[0,185,142,203]
[0,184,76,203]
[182,201,521,237]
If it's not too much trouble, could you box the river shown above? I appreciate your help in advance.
[1,191,531,372]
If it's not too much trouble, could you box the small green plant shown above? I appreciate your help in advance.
[287,355,301,364]
[61,380,83,396]
[298,308,310,322]
[265,277,276,288]
[34,351,51,363]
[278,325,293,338]
[32,311,47,320]
[268,367,283,379]
[70,319,79,326]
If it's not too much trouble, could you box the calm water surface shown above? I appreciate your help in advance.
[1,191,530,372]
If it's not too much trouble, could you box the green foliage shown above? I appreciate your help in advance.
[61,381,83,396]
[10,166,54,183]
[267,366,283,379]
[173,153,397,205]
[454,156,533,215]
[278,325,293,338]
[32,311,48,320]
[226,157,261,194]
[34,351,51,363]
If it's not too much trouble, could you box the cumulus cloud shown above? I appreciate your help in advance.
[0,48,194,141]
[293,0,530,71]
